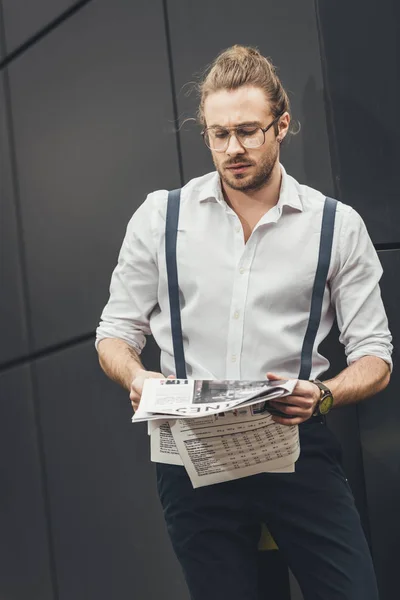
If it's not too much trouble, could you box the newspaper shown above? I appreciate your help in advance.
[134,379,300,488]
[150,417,296,472]
[149,420,183,466]
[170,408,299,488]
[133,378,297,422]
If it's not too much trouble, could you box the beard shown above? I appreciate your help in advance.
[214,143,279,192]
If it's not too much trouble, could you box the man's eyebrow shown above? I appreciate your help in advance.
[208,121,262,129]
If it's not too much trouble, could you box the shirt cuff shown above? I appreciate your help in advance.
[95,333,144,354]
[347,350,393,373]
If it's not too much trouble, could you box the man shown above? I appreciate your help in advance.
[96,45,392,599]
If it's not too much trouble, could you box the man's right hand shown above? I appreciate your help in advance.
[130,369,175,412]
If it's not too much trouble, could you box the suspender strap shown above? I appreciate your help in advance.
[165,188,187,379]
[298,197,338,380]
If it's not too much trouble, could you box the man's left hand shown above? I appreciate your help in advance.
[266,372,320,425]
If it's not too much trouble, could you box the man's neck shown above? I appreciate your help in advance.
[221,160,282,215]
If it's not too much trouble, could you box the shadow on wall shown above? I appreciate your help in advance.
[300,76,335,196]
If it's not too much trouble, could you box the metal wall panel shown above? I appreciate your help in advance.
[316,0,400,244]
[167,0,334,196]
[7,0,181,351]
[0,71,29,365]
[34,340,188,600]
[0,365,54,600]
[358,250,399,600]
[0,0,5,61]
[1,0,75,54]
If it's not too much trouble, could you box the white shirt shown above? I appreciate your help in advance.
[96,165,393,379]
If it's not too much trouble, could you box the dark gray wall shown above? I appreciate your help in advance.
[6,0,180,351]
[1,1,398,600]
[0,71,29,364]
[0,365,54,600]
[33,341,187,600]
[1,0,75,54]
[357,250,400,600]
[316,2,400,598]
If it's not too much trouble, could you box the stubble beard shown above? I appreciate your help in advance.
[215,144,279,193]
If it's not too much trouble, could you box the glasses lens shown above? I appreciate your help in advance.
[237,127,264,148]
[204,126,265,151]
[205,128,229,151]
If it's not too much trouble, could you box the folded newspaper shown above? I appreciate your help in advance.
[132,379,301,488]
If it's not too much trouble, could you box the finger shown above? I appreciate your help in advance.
[269,402,310,417]
[266,372,284,381]
[167,374,176,379]
[271,414,309,426]
[130,396,140,411]
[130,389,139,405]
[293,380,321,399]
[131,376,143,390]
[269,396,315,410]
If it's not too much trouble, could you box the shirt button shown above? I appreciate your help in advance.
[239,267,245,274]
[235,225,241,233]
[233,311,240,319]
[231,355,237,362]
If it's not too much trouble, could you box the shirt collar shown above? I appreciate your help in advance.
[198,164,303,212]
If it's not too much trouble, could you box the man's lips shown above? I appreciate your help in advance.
[226,163,252,171]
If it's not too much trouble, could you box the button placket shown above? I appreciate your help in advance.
[225,243,256,379]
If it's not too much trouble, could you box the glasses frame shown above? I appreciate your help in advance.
[201,113,283,152]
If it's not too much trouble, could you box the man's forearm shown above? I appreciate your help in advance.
[324,355,391,408]
[97,338,145,391]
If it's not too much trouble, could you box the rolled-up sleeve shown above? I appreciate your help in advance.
[330,207,393,371]
[95,194,158,354]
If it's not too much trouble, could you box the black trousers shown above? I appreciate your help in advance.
[156,419,379,600]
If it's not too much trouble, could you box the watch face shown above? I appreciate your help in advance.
[320,394,333,415]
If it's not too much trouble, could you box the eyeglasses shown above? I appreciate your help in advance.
[201,114,282,152]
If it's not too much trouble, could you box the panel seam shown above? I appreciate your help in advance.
[0,332,95,374]
[314,0,342,201]
[0,0,93,69]
[162,0,184,186]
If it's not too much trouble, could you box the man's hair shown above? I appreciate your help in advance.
[197,45,291,135]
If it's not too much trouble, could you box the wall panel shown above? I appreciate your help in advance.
[167,0,334,196]
[0,71,29,365]
[0,365,54,600]
[358,250,399,600]
[316,0,400,244]
[1,0,75,54]
[7,0,180,351]
[0,0,5,61]
[34,340,188,600]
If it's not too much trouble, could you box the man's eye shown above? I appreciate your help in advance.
[237,127,258,137]
[213,130,229,139]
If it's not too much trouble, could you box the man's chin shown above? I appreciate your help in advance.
[223,173,259,192]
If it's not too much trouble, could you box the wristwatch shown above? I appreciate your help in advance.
[311,379,334,416]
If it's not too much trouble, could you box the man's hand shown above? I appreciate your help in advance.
[266,372,320,425]
[130,369,175,412]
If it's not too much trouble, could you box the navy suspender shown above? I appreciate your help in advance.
[298,197,337,380]
[165,189,337,381]
[165,189,187,379]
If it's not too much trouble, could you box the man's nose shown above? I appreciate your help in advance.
[226,133,245,156]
